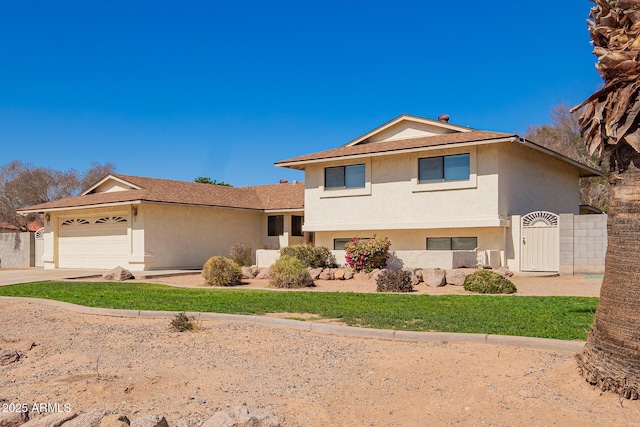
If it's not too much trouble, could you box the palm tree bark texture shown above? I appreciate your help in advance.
[572,0,640,399]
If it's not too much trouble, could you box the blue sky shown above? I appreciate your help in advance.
[0,1,602,187]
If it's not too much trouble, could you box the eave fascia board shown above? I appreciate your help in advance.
[276,137,517,169]
[18,200,143,214]
[263,208,305,214]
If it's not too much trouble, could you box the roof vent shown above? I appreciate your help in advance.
[437,114,450,123]
[279,179,288,184]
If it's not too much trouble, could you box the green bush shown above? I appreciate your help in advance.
[280,245,336,268]
[463,270,517,294]
[344,236,391,273]
[230,242,253,267]
[202,256,243,286]
[376,269,414,293]
[269,255,315,289]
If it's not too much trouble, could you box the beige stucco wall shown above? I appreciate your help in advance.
[142,204,265,269]
[303,145,507,232]
[497,142,580,216]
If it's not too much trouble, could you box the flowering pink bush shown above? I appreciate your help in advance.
[344,236,391,273]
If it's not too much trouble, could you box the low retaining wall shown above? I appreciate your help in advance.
[0,232,34,268]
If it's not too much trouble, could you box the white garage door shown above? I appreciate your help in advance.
[58,216,131,269]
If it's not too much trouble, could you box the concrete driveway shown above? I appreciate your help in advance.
[0,269,106,286]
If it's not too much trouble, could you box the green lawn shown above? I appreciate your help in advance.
[0,281,597,340]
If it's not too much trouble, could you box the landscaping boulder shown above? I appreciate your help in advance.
[445,269,467,286]
[255,268,270,280]
[103,267,134,281]
[369,269,383,281]
[308,268,323,280]
[99,414,130,427]
[423,268,446,287]
[201,404,280,427]
[130,415,169,427]
[241,266,259,279]
[0,411,29,427]
[402,268,420,286]
[343,268,354,280]
[20,413,77,427]
[62,411,106,427]
[497,266,514,277]
[334,268,347,280]
[319,268,334,280]
[414,269,424,282]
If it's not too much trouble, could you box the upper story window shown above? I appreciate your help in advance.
[325,164,365,189]
[419,153,470,183]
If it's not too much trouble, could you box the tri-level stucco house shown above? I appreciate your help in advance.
[275,114,602,273]
[19,114,603,273]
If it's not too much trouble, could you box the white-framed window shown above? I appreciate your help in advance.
[427,237,477,250]
[419,153,470,183]
[325,164,366,189]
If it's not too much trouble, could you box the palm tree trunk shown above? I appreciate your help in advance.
[577,143,640,400]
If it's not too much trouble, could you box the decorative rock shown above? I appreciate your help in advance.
[343,269,354,280]
[402,268,420,286]
[318,268,334,280]
[369,269,383,280]
[423,269,446,287]
[174,421,193,427]
[308,268,323,280]
[103,266,134,281]
[0,411,29,427]
[334,268,347,280]
[241,267,259,279]
[20,413,76,427]
[497,266,514,277]
[99,414,130,427]
[130,415,169,427]
[414,269,424,282]
[445,269,467,286]
[0,350,22,366]
[255,268,270,280]
[62,411,106,427]
[201,404,280,427]
[353,272,370,281]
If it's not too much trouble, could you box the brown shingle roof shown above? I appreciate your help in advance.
[18,174,304,212]
[276,130,515,166]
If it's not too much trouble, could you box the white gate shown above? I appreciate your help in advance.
[521,211,559,272]
[34,227,44,267]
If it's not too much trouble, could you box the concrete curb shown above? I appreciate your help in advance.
[0,296,585,353]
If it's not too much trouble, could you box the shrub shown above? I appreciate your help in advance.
[202,256,243,286]
[280,244,336,268]
[230,242,253,267]
[269,255,314,289]
[463,270,517,294]
[170,312,195,332]
[376,269,414,293]
[344,236,391,273]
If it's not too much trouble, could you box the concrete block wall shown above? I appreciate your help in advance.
[559,214,607,275]
[0,232,35,268]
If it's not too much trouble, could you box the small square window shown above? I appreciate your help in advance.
[419,154,470,183]
[334,238,352,250]
[325,164,365,189]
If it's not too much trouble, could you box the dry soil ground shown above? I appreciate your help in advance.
[1,274,639,426]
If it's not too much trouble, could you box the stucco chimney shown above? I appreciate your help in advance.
[438,114,450,123]
[279,179,288,184]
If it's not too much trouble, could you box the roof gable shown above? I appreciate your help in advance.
[345,114,472,147]
[82,175,142,195]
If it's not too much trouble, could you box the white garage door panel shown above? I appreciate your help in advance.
[59,223,130,269]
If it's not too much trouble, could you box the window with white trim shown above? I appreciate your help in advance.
[325,164,365,189]
[419,153,470,183]
[427,237,477,250]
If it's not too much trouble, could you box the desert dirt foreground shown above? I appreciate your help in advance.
[1,276,640,426]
